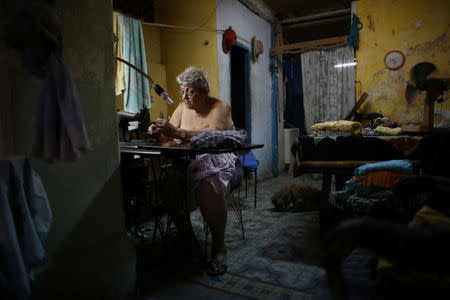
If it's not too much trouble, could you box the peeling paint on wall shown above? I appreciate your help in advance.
[416,19,423,29]
[366,15,375,32]
[356,0,449,127]
[406,26,448,56]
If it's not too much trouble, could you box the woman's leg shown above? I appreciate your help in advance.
[195,179,228,274]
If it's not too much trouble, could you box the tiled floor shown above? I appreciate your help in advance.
[134,170,450,300]
[134,170,329,300]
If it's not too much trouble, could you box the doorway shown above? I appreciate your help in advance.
[230,44,251,140]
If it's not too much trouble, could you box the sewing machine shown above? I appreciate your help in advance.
[117,106,152,142]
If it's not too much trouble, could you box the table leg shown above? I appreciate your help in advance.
[335,175,347,191]
[320,173,332,239]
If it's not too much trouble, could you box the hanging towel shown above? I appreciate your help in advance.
[0,157,52,299]
[31,54,91,162]
[118,13,151,113]
[113,11,125,95]
[5,2,91,162]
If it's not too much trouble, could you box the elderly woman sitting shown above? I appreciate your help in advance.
[148,66,236,276]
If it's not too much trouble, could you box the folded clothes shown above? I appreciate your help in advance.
[315,130,352,137]
[354,159,413,177]
[374,126,401,136]
[190,130,248,150]
[328,190,393,216]
[353,170,410,189]
[345,179,385,196]
[311,120,362,135]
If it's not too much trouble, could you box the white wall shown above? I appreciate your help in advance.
[216,0,273,178]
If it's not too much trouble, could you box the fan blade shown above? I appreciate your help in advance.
[411,62,437,89]
[405,82,421,104]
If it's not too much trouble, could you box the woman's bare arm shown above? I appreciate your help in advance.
[209,101,234,130]
[169,102,184,128]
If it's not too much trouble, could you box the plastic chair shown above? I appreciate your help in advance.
[239,151,259,208]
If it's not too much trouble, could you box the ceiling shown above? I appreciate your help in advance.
[113,0,353,45]
[241,0,353,44]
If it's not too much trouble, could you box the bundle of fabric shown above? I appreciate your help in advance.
[190,130,248,150]
[374,126,401,136]
[0,157,52,299]
[311,120,362,135]
[329,160,414,217]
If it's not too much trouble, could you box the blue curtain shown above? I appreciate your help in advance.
[283,60,306,135]
[118,14,151,113]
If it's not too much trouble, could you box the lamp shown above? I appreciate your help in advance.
[115,56,174,105]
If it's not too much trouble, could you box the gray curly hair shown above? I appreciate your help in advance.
[176,66,210,93]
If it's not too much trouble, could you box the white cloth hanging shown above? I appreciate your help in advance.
[301,45,355,134]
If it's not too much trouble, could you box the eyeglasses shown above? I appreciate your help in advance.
[179,88,197,98]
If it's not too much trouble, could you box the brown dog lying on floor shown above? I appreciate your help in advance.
[272,183,322,212]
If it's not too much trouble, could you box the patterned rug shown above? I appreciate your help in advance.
[194,272,308,300]
[188,177,329,299]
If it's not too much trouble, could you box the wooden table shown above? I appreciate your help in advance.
[290,135,423,237]
[291,135,423,194]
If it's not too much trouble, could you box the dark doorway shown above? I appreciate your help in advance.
[283,60,306,135]
[230,44,250,138]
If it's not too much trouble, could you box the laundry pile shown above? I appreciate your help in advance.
[329,159,414,217]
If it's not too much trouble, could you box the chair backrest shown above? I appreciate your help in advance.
[240,150,258,169]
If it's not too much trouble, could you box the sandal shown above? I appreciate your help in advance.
[207,252,227,277]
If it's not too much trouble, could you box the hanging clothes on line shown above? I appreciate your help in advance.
[113,11,126,96]
[117,13,151,113]
[5,2,91,162]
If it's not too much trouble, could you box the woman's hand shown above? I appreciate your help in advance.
[147,118,178,138]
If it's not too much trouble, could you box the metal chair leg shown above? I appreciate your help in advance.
[230,185,245,240]
[254,169,257,208]
[245,171,248,198]
[203,219,210,259]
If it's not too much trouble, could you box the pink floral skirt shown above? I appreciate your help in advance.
[188,153,237,195]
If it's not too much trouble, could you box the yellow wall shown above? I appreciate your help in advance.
[142,24,169,121]
[356,0,449,126]
[157,0,219,116]
[116,0,218,119]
